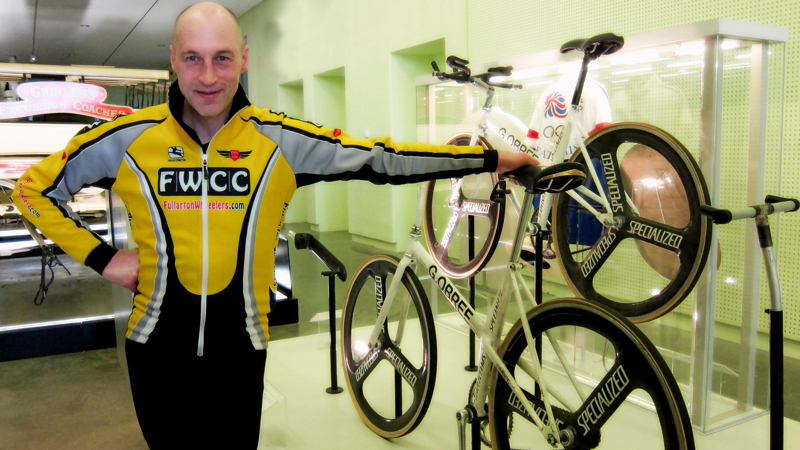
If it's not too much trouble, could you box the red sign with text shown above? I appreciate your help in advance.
[0,162,36,179]
[0,81,134,120]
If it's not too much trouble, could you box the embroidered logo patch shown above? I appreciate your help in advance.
[217,150,252,161]
[168,146,184,159]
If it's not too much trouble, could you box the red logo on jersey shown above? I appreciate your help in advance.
[62,152,67,160]
[333,129,342,137]
[217,149,252,161]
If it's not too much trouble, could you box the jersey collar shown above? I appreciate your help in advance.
[167,81,251,145]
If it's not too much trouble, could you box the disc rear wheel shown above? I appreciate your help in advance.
[552,123,711,322]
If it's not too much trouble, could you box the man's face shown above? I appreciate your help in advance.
[170,13,248,121]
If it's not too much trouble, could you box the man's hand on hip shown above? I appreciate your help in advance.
[103,248,139,292]
[495,151,539,174]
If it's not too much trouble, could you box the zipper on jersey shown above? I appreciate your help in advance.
[193,106,248,357]
[197,150,210,356]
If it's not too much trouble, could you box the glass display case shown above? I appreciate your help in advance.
[416,19,789,433]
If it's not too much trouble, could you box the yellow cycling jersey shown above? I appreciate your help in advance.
[13,82,497,355]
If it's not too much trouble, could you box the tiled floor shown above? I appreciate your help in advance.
[0,223,798,449]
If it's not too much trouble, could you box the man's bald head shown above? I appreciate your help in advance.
[169,1,249,130]
[173,2,244,51]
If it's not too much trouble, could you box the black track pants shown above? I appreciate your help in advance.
[126,339,267,449]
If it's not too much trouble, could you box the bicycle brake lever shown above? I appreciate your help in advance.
[431,61,440,72]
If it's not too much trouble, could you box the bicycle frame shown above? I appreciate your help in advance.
[363,182,590,445]
[456,78,638,233]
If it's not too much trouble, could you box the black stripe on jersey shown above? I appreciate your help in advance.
[41,119,165,198]
[295,166,488,188]
[263,110,323,129]
[241,116,281,127]
[244,116,482,159]
[89,177,116,190]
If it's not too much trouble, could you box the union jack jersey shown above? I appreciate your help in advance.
[526,75,612,164]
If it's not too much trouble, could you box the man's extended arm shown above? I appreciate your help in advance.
[257,115,536,186]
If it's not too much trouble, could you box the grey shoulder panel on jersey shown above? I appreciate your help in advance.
[46,121,162,203]
[247,119,484,180]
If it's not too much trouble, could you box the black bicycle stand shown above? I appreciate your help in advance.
[701,194,800,450]
[466,215,478,372]
[290,232,347,394]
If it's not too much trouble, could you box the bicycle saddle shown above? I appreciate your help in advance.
[504,162,587,194]
[560,33,624,59]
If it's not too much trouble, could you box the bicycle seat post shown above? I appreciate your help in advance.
[509,191,537,263]
[570,53,593,111]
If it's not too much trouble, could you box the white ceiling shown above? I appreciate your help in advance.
[0,0,263,71]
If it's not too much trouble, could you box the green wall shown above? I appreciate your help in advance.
[239,0,800,332]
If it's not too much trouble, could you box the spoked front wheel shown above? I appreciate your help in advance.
[341,255,437,438]
[424,133,504,279]
[552,123,711,322]
[489,298,694,449]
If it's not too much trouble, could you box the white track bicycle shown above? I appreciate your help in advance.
[424,33,711,323]
[342,161,694,448]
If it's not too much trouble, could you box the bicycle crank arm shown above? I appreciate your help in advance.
[456,408,472,450]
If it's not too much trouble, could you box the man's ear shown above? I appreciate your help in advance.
[241,45,250,73]
[169,45,177,71]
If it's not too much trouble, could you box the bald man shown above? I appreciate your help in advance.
[13,2,536,447]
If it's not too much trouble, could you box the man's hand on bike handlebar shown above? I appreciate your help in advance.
[103,248,139,293]
[496,151,539,175]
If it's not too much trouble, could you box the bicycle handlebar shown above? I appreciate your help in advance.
[431,57,522,91]
[700,195,799,224]
[287,231,347,281]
